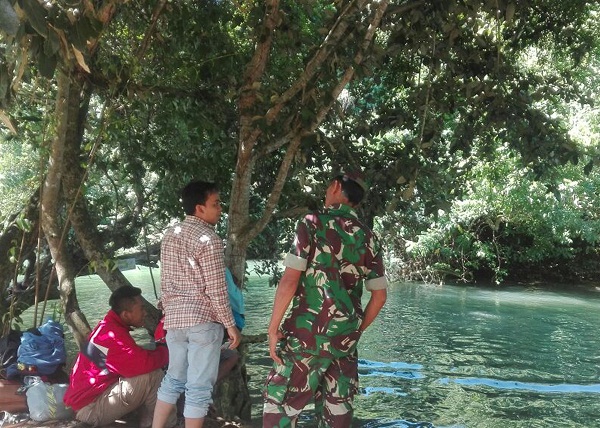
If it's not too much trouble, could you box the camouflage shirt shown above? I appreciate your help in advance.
[282,203,387,358]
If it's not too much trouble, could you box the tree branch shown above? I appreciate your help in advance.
[136,0,168,61]
[385,0,427,17]
[247,1,389,236]
[317,0,389,126]
[274,206,310,220]
[246,132,303,241]
[258,0,389,157]
[236,0,281,158]
[263,0,370,126]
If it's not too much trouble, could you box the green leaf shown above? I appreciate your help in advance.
[15,217,31,231]
[37,48,57,78]
[0,63,8,101]
[71,16,102,50]
[0,0,20,36]
[21,0,48,37]
[44,27,60,56]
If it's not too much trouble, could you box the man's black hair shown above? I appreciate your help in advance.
[334,175,365,206]
[181,181,219,215]
[109,286,142,314]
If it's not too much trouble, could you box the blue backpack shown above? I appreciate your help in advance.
[17,319,66,376]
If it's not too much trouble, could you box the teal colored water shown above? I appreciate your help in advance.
[351,283,600,428]
[20,267,600,427]
[244,275,600,427]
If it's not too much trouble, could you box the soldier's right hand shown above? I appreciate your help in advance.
[268,330,285,365]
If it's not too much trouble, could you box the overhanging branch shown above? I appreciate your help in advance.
[264,0,370,126]
[136,0,168,61]
[245,132,303,241]
[257,0,389,157]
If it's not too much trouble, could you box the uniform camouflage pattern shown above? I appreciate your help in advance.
[263,345,358,428]
[263,204,386,427]
[282,204,385,358]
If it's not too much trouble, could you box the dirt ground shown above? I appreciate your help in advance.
[2,415,258,428]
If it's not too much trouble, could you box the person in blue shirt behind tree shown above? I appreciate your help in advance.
[225,267,245,332]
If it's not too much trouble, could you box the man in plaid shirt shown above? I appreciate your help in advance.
[153,181,241,428]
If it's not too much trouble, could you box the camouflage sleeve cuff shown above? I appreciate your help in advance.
[365,276,388,291]
[283,253,307,271]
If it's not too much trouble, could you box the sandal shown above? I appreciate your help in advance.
[0,411,29,428]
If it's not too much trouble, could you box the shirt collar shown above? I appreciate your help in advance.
[324,203,358,219]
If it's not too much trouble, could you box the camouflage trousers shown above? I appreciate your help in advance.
[262,348,358,428]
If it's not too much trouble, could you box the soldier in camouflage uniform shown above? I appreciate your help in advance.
[263,172,388,428]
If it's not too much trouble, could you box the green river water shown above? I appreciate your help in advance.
[25,266,600,427]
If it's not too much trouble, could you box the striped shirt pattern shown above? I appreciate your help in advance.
[160,215,235,330]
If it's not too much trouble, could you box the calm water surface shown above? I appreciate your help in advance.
[30,267,600,427]
[241,273,600,427]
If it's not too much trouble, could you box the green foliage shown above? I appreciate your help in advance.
[252,258,284,288]
[1,0,600,289]
[317,1,600,224]
[0,138,41,219]
[393,147,600,284]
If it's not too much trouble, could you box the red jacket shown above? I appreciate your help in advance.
[64,310,168,411]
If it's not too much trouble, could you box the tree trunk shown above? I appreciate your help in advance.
[60,81,161,334]
[40,69,90,347]
[212,342,251,420]
[217,4,283,419]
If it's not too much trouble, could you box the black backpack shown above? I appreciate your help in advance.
[0,329,23,379]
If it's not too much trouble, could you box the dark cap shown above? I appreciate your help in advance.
[342,170,368,193]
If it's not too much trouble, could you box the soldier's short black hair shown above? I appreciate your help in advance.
[334,174,366,206]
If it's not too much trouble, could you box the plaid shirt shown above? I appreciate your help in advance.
[160,215,235,330]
